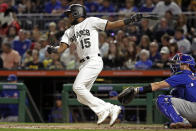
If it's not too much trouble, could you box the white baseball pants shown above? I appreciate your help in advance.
[73,56,113,115]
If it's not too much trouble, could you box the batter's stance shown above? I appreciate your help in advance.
[118,53,196,128]
[47,4,156,126]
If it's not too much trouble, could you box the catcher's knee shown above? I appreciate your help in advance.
[156,95,172,105]
[156,95,184,123]
[156,95,172,110]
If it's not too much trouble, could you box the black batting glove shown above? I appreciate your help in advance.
[47,46,57,54]
[131,13,143,23]
[124,13,143,25]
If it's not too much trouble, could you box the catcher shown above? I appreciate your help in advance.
[118,53,196,129]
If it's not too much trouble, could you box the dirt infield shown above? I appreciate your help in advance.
[0,123,164,130]
[0,123,196,131]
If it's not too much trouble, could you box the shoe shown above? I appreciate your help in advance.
[97,110,110,125]
[109,105,121,126]
[170,122,192,129]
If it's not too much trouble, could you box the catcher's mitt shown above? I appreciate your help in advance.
[117,87,137,105]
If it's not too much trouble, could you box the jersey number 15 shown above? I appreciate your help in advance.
[80,38,91,49]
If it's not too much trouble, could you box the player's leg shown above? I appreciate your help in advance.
[171,97,196,127]
[73,58,120,125]
[84,72,121,126]
[156,95,191,128]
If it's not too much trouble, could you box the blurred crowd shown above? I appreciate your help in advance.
[0,0,196,70]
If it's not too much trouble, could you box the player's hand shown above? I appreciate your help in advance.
[47,46,56,54]
[130,13,143,23]
[118,87,137,105]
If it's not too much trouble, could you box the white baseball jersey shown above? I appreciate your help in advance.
[61,17,108,59]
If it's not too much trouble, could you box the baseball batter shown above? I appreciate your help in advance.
[118,53,196,129]
[47,4,153,126]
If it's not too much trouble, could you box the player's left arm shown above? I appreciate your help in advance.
[105,13,159,30]
[105,14,141,30]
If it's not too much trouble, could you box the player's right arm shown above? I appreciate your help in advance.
[47,42,68,54]
[47,29,71,54]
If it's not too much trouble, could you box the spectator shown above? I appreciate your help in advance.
[192,38,196,59]
[0,54,3,68]
[139,19,153,40]
[98,0,115,12]
[139,0,154,12]
[153,18,174,42]
[12,29,32,57]
[39,35,49,62]
[139,35,151,50]
[55,19,70,41]
[44,0,62,14]
[175,14,188,34]
[103,43,124,69]
[60,44,78,70]
[85,0,100,12]
[0,3,14,36]
[25,49,43,70]
[160,34,171,48]
[31,25,42,43]
[171,28,191,54]
[48,97,63,123]
[164,10,175,30]
[46,22,58,45]
[149,42,161,63]
[1,43,21,69]
[42,51,53,68]
[169,42,179,59]
[187,1,196,29]
[153,0,182,16]
[21,50,33,68]
[123,42,136,69]
[0,74,19,122]
[126,24,140,44]
[48,53,64,70]
[119,0,138,14]
[152,46,170,69]
[135,49,152,70]
[99,32,109,57]
[3,26,17,44]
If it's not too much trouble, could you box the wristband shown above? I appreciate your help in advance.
[136,84,152,94]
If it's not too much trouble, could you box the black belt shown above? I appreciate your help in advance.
[80,54,101,63]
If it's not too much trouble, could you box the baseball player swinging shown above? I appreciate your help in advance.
[47,4,158,126]
[118,53,196,129]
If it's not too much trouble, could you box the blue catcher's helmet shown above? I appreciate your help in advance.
[170,53,196,74]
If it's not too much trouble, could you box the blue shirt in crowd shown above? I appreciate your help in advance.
[135,59,152,70]
[44,0,62,13]
[98,5,115,12]
[139,5,154,12]
[150,52,161,62]
[12,39,31,57]
[165,70,196,102]
[85,1,99,12]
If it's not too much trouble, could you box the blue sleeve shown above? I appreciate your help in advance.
[165,74,187,88]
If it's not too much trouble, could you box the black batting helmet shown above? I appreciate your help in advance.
[65,4,86,19]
